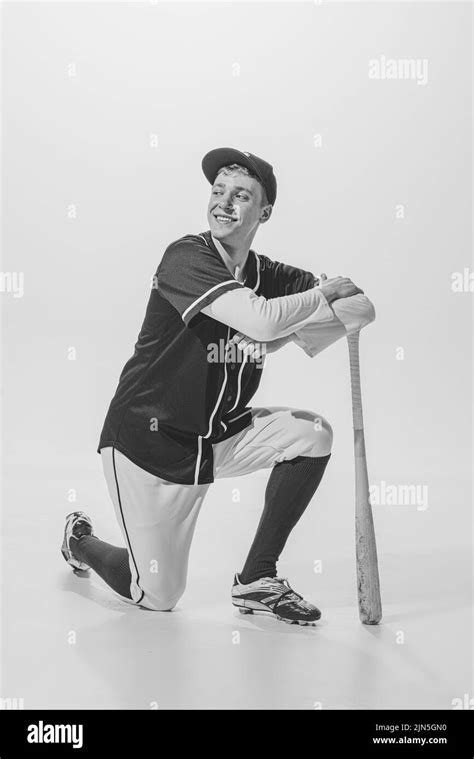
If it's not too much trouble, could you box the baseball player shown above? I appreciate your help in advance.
[61,147,374,625]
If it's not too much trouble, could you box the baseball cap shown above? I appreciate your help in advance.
[202,147,277,206]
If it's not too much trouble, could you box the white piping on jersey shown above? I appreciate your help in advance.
[182,280,238,323]
[228,353,247,412]
[252,251,260,292]
[226,409,250,424]
[204,325,231,440]
[194,326,231,484]
[221,421,227,432]
[194,435,202,485]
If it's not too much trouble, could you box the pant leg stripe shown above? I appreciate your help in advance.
[112,447,145,605]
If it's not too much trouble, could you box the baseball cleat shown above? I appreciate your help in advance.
[231,573,321,625]
[61,511,95,571]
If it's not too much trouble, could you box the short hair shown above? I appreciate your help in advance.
[215,163,269,207]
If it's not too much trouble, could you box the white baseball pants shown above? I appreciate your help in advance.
[100,406,332,611]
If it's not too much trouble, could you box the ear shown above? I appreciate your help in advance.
[259,204,273,224]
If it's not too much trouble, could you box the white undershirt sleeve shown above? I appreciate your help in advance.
[201,285,334,342]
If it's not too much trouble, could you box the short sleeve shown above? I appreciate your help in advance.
[157,235,243,325]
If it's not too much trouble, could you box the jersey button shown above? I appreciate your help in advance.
[230,364,236,370]
[226,395,233,403]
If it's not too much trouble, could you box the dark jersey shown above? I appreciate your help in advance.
[98,230,315,484]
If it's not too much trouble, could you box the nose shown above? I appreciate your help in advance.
[218,192,234,212]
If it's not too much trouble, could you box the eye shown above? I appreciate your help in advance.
[212,190,222,195]
[236,194,249,200]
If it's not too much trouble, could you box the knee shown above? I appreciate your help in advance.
[138,582,186,612]
[147,601,178,612]
[289,410,333,457]
[310,414,333,455]
[140,594,181,612]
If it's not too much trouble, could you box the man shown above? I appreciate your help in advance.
[61,147,374,625]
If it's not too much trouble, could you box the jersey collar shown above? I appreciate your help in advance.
[202,230,260,293]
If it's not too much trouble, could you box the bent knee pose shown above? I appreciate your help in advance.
[61,147,374,626]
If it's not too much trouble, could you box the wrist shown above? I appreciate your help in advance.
[319,284,337,304]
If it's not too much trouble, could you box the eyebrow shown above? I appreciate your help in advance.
[212,182,254,195]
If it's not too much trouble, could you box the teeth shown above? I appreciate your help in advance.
[215,216,234,222]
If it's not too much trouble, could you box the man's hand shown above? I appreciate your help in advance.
[227,332,266,361]
[316,273,364,304]
[227,331,297,359]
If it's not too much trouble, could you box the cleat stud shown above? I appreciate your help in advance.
[238,607,253,615]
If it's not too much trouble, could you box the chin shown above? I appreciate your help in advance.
[209,219,237,237]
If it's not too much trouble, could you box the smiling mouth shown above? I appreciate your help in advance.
[213,214,237,225]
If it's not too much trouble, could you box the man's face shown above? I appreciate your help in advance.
[207,169,270,243]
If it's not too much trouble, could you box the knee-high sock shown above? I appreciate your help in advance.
[70,536,133,600]
[239,453,331,584]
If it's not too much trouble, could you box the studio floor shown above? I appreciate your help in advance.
[2,459,472,711]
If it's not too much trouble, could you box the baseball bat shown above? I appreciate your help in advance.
[347,330,382,624]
